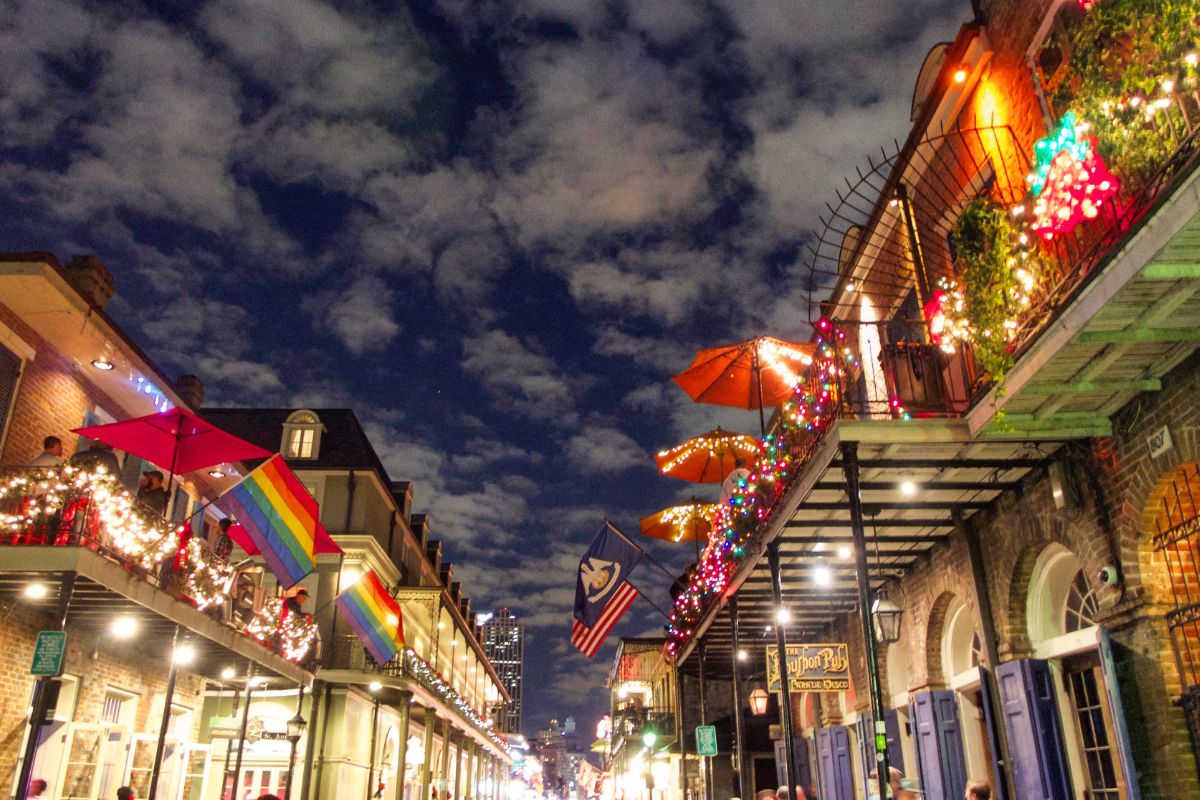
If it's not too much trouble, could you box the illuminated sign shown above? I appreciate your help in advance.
[766,643,850,693]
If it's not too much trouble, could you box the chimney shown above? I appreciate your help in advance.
[451,581,462,605]
[425,539,441,573]
[173,375,205,409]
[391,482,413,521]
[440,563,453,587]
[64,256,116,310]
[412,513,430,547]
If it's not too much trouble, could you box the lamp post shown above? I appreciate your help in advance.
[871,592,903,646]
[285,687,308,800]
[747,689,769,717]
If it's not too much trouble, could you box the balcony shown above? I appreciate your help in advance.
[665,16,1200,661]
[610,705,677,755]
[0,465,317,679]
[326,634,510,752]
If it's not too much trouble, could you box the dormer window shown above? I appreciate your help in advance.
[281,410,324,460]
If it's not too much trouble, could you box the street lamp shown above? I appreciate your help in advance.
[748,688,769,716]
[284,688,307,800]
[872,591,903,645]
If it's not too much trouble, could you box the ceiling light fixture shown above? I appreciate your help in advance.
[369,681,383,693]
[814,565,833,587]
[775,607,792,624]
[837,545,852,560]
[208,469,226,478]
[91,358,115,371]
[220,667,236,681]
[173,644,196,666]
[900,480,917,497]
[736,649,748,662]
[112,616,139,639]
[953,67,968,83]
[23,583,48,600]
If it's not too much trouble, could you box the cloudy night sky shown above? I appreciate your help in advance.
[0,0,972,735]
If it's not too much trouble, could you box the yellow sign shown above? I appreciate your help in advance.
[766,643,850,693]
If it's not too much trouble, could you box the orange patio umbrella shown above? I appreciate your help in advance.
[673,336,816,433]
[638,502,719,543]
[654,428,761,483]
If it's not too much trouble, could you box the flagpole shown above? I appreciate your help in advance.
[605,520,678,582]
[625,579,672,622]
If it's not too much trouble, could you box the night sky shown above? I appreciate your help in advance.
[0,0,971,735]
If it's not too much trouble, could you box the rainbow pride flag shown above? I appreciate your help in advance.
[335,570,405,664]
[222,454,319,588]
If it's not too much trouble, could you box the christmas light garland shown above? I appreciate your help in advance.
[246,597,319,662]
[665,327,851,657]
[402,648,511,753]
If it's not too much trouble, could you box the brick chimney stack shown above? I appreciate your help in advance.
[173,375,205,409]
[64,256,116,310]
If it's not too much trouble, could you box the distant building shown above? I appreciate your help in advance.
[482,607,525,733]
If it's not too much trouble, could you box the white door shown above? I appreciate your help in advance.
[127,733,186,800]
[175,744,211,800]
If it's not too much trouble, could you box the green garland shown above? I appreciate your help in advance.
[949,198,1036,385]
[1051,0,1200,185]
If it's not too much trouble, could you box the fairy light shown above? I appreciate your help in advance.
[1029,117,1118,239]
[245,597,319,663]
[655,433,760,476]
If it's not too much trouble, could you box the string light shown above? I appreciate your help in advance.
[655,433,759,476]
[1029,117,1118,239]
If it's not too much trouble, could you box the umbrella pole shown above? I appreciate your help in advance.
[164,426,182,520]
[753,349,766,436]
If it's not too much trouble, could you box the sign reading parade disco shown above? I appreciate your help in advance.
[766,643,850,693]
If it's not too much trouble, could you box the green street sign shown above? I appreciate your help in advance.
[695,725,718,757]
[31,631,66,677]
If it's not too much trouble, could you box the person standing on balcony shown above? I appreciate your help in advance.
[720,458,752,507]
[137,469,169,515]
[69,440,122,476]
[27,436,63,467]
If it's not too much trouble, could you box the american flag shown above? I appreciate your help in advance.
[571,582,639,657]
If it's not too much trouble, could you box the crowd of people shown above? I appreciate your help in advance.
[751,772,992,800]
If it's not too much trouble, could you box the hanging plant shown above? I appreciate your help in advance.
[948,199,1039,385]
[1053,0,1200,186]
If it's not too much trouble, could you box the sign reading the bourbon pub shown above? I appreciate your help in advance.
[765,643,850,693]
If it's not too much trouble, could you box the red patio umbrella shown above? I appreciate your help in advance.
[73,408,272,487]
[226,522,342,555]
[673,336,816,433]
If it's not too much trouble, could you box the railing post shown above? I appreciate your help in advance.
[840,441,891,800]
[728,597,748,799]
[767,541,799,796]
[14,571,75,800]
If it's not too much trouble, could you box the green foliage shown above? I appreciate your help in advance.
[1053,0,1200,185]
[949,199,1026,384]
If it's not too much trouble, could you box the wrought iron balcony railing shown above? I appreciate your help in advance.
[0,465,318,665]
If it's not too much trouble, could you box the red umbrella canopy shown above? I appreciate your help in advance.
[672,336,816,409]
[227,522,342,556]
[73,408,272,475]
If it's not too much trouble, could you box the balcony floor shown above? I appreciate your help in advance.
[0,545,312,684]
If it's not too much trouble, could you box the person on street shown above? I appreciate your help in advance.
[213,517,234,559]
[720,458,753,506]
[137,469,169,515]
[965,781,990,800]
[28,436,63,467]
[29,779,47,797]
[117,788,135,800]
[755,790,776,800]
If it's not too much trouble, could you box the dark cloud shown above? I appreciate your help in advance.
[0,0,973,734]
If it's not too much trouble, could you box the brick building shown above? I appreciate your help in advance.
[663,2,1200,800]
[0,253,313,800]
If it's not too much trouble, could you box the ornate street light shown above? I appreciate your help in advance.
[748,688,770,716]
[284,693,308,800]
[872,591,903,645]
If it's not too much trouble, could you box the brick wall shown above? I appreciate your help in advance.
[0,598,205,791]
[0,302,126,466]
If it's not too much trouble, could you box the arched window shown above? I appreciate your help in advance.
[281,410,324,460]
[1065,569,1100,633]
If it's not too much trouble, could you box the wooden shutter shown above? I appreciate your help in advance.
[996,659,1073,800]
[911,690,968,800]
[774,736,813,792]
[976,667,1008,800]
[817,726,855,800]
[1098,629,1142,800]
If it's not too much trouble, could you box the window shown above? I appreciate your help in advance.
[101,689,135,726]
[1064,658,1122,800]
[281,410,323,460]
[1065,569,1100,633]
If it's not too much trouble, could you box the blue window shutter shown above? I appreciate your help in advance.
[976,667,1008,800]
[817,726,856,800]
[792,736,813,794]
[996,660,1072,800]
[931,690,968,800]
[1097,629,1142,800]
[884,708,903,773]
[855,717,873,799]
[912,692,944,800]
[776,737,812,792]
